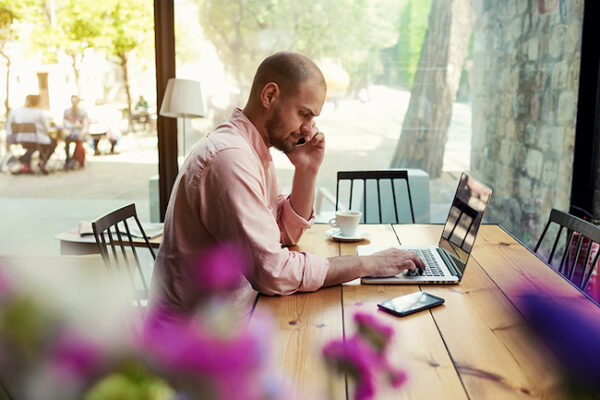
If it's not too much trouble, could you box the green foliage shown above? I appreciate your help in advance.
[29,0,107,63]
[0,0,34,49]
[102,0,153,61]
[396,0,432,88]
[84,360,174,400]
[197,0,402,93]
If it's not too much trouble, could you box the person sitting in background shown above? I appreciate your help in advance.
[135,95,149,114]
[6,94,56,175]
[131,95,150,129]
[63,95,88,167]
[88,99,122,155]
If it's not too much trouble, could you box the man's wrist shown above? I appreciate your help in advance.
[294,165,320,176]
[357,256,369,277]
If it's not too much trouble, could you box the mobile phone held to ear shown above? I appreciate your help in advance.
[377,291,444,317]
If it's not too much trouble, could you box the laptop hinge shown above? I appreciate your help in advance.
[437,248,463,279]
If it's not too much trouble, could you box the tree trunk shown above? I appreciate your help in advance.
[70,53,80,94]
[390,0,474,178]
[119,53,133,121]
[0,50,10,121]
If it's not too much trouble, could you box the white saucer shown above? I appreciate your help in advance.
[326,228,369,242]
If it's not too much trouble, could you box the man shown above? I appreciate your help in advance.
[6,94,56,174]
[150,52,423,313]
[63,95,88,167]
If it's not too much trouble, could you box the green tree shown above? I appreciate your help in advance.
[102,0,153,118]
[396,0,431,88]
[197,0,400,99]
[390,0,474,178]
[0,1,34,119]
[30,0,107,94]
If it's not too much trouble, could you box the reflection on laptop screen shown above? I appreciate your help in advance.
[438,173,492,276]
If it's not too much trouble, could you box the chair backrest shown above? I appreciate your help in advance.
[534,209,600,292]
[336,170,415,224]
[92,203,155,307]
[11,122,36,134]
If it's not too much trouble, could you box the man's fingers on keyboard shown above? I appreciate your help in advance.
[403,260,417,272]
[411,253,425,269]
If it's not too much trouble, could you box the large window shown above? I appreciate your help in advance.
[175,0,584,245]
[0,0,158,255]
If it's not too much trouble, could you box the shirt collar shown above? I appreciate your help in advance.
[230,108,272,166]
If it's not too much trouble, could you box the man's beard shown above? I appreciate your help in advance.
[266,105,294,154]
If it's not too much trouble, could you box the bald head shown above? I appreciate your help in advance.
[248,52,326,102]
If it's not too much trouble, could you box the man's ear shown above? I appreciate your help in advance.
[260,82,280,109]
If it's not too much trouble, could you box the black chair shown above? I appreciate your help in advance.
[335,170,415,224]
[92,204,155,307]
[534,209,600,292]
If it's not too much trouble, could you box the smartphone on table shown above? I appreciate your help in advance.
[377,291,444,317]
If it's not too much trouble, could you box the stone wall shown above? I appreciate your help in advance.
[470,0,584,244]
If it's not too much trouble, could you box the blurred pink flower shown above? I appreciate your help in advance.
[515,282,600,395]
[323,313,406,400]
[191,243,249,293]
[353,312,394,354]
[0,266,12,297]
[49,328,104,381]
[323,336,377,400]
[141,307,277,400]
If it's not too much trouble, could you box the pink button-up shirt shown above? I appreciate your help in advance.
[150,109,329,312]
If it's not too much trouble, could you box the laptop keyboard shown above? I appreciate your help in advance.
[410,249,444,277]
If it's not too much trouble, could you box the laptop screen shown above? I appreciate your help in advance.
[438,173,492,277]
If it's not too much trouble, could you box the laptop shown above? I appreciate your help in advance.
[360,172,492,284]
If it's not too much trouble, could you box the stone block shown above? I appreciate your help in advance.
[551,61,568,89]
[506,119,516,139]
[511,16,521,39]
[549,25,567,58]
[512,93,526,117]
[514,144,527,171]
[528,37,539,60]
[551,126,565,152]
[569,56,581,88]
[541,160,557,187]
[557,91,576,122]
[518,176,532,198]
[500,139,514,165]
[529,95,540,121]
[526,148,544,179]
[525,124,538,146]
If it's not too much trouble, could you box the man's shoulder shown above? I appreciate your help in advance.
[205,122,253,153]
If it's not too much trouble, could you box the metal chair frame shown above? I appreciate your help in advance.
[92,203,155,307]
[534,209,600,291]
[335,170,416,224]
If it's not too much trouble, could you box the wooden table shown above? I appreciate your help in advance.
[246,224,599,399]
[55,226,162,255]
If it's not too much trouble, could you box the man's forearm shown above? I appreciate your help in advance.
[323,256,368,287]
[289,168,318,220]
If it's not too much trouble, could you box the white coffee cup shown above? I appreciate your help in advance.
[329,210,362,236]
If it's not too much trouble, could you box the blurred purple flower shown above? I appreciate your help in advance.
[516,286,600,393]
[0,267,12,298]
[191,243,248,293]
[323,336,377,400]
[323,313,407,400]
[354,312,394,354]
[387,364,408,388]
[141,307,276,400]
[49,328,104,381]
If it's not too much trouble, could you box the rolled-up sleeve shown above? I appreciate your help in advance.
[277,194,315,246]
[197,148,329,295]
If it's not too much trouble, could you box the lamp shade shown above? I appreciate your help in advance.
[159,78,205,118]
